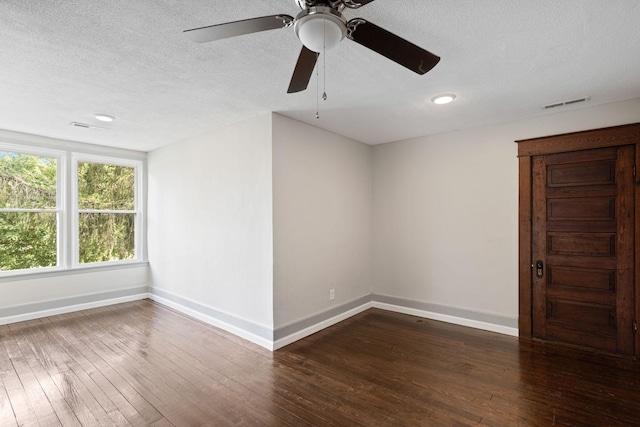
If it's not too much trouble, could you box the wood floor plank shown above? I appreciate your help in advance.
[21,317,131,426]
[150,418,175,427]
[279,335,488,425]
[0,376,19,427]
[52,315,195,426]
[2,323,61,426]
[70,311,230,426]
[7,323,89,426]
[95,304,304,426]
[0,326,19,427]
[2,300,640,426]
[7,321,83,427]
[102,302,319,426]
[74,311,244,426]
[42,313,165,425]
[37,316,152,426]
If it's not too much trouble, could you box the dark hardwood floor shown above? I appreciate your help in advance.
[1,300,639,426]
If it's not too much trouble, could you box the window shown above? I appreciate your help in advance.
[0,147,61,271]
[74,157,140,265]
[0,143,144,275]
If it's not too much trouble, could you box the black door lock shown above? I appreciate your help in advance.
[535,260,544,278]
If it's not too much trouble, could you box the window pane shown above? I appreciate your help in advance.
[78,162,135,210]
[0,152,57,209]
[79,213,135,263]
[0,212,57,271]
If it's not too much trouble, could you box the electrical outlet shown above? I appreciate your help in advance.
[329,289,335,300]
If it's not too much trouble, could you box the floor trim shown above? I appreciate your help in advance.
[148,288,274,350]
[0,287,149,325]
[1,288,519,347]
[273,301,373,350]
[372,295,519,337]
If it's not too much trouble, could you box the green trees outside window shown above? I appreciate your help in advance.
[0,147,142,273]
[77,162,136,263]
[0,152,58,271]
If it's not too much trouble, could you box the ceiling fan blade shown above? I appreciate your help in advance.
[287,46,319,94]
[184,15,294,43]
[347,19,440,75]
[344,0,377,7]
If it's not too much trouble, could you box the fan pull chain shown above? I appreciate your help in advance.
[316,17,328,119]
[323,17,327,102]
[315,56,320,119]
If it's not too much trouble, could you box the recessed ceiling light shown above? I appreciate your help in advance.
[94,113,115,122]
[431,94,456,105]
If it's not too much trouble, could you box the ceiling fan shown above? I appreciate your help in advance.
[184,0,441,94]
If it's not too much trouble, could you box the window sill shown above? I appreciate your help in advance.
[0,261,149,283]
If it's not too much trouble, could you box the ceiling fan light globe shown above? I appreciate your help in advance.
[294,7,347,53]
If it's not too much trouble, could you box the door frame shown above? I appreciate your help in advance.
[517,122,640,357]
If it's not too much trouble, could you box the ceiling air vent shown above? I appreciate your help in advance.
[69,122,105,130]
[543,96,590,110]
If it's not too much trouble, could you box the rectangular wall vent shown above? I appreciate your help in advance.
[69,122,105,130]
[543,96,590,110]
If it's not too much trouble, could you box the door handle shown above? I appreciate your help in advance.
[535,260,544,278]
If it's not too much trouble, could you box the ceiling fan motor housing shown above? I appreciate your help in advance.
[296,0,356,11]
[294,6,347,52]
[296,0,342,10]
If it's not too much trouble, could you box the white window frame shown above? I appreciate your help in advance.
[0,143,66,276]
[71,153,144,268]
[0,142,145,277]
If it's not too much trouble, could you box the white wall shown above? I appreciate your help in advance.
[0,266,148,310]
[147,114,274,333]
[373,98,640,322]
[272,114,373,330]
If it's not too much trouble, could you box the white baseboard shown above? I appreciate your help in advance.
[146,296,516,351]
[1,289,518,351]
[373,301,519,337]
[148,293,275,351]
[273,302,373,350]
[0,293,149,326]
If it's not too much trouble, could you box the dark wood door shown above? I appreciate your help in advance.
[532,146,635,355]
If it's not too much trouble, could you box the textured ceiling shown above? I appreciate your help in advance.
[1,0,640,151]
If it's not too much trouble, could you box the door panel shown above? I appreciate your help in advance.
[547,161,615,187]
[532,146,635,355]
[547,266,615,291]
[546,232,615,257]
[547,198,615,221]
